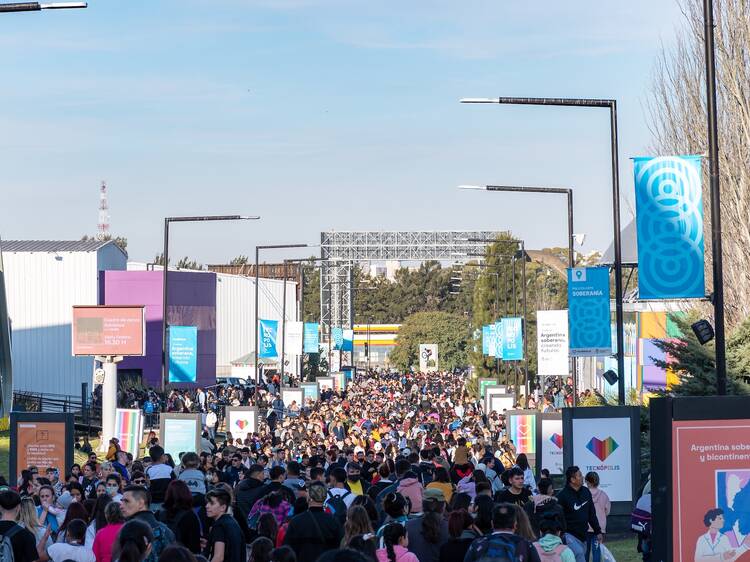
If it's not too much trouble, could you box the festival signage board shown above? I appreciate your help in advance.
[9,412,74,486]
[342,329,354,352]
[259,319,279,358]
[168,326,198,383]
[285,322,304,355]
[419,344,438,372]
[482,326,491,355]
[303,323,320,353]
[487,323,497,357]
[159,413,201,463]
[300,382,318,402]
[502,318,523,360]
[537,310,569,377]
[317,376,335,393]
[494,320,504,359]
[72,305,145,356]
[478,378,500,399]
[488,393,515,415]
[281,388,304,409]
[507,410,538,471]
[634,155,705,300]
[114,409,143,458]
[567,267,612,357]
[540,414,564,476]
[226,407,257,442]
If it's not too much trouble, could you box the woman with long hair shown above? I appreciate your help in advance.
[350,495,379,530]
[341,506,374,548]
[515,504,538,541]
[17,497,51,548]
[157,545,199,562]
[407,495,449,562]
[376,522,418,562]
[249,537,274,562]
[425,467,454,504]
[55,501,89,544]
[157,480,201,553]
[257,512,279,544]
[377,493,409,538]
[113,519,154,562]
[515,453,536,491]
[439,509,480,562]
[93,501,125,562]
[85,494,111,547]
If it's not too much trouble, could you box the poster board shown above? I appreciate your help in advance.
[317,376,335,393]
[539,413,564,476]
[331,371,346,391]
[507,410,538,470]
[418,344,438,372]
[563,406,640,533]
[281,388,304,409]
[72,305,145,356]
[537,310,569,377]
[159,413,201,463]
[300,382,318,402]
[9,412,74,486]
[477,378,501,399]
[225,407,258,442]
[650,396,750,562]
[483,384,511,413]
[114,409,144,459]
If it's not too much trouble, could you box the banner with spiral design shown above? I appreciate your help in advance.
[568,267,612,357]
[634,155,705,299]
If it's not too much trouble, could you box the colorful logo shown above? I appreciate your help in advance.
[549,433,563,449]
[235,419,248,430]
[586,436,618,461]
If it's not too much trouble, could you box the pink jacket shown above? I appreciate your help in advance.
[376,545,420,562]
[397,477,424,514]
[589,487,611,533]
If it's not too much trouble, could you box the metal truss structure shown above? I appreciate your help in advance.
[320,231,509,328]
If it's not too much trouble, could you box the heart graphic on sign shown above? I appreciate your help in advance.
[586,436,618,461]
[235,419,248,430]
[550,433,563,449]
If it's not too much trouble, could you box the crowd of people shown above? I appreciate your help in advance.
[1,370,641,562]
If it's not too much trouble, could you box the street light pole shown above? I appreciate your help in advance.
[0,2,86,11]
[460,96,626,405]
[161,215,259,391]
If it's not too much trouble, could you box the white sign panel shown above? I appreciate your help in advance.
[485,390,515,414]
[226,408,257,442]
[540,417,564,475]
[537,310,569,377]
[285,322,304,355]
[418,344,439,372]
[281,388,304,409]
[572,416,633,502]
[317,376,335,393]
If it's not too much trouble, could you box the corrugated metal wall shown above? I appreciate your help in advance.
[215,273,297,374]
[3,248,126,396]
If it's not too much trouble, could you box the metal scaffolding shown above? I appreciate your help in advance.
[319,230,509,328]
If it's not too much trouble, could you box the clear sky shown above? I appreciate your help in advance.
[0,0,686,264]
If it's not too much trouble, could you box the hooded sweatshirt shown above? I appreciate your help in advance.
[588,487,611,533]
[376,544,419,562]
[556,484,601,542]
[534,534,576,562]
[526,495,565,537]
[397,477,424,514]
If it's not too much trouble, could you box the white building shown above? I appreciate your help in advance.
[2,240,127,397]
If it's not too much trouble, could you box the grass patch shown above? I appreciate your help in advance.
[605,536,641,562]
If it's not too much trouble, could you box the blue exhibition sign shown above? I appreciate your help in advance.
[342,329,354,352]
[634,155,705,299]
[332,327,344,351]
[258,319,278,358]
[487,324,497,357]
[303,322,320,353]
[502,317,523,361]
[168,326,197,383]
[568,267,612,356]
[482,325,491,355]
[495,320,504,360]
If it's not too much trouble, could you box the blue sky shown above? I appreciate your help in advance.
[0,0,685,263]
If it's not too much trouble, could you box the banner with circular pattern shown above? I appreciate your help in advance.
[634,155,705,299]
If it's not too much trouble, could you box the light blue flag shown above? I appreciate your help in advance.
[332,327,344,350]
[502,317,523,360]
[568,267,612,356]
[258,319,279,358]
[487,324,497,357]
[342,329,354,352]
[495,320,504,359]
[169,326,198,383]
[303,323,320,353]
[482,326,491,355]
[634,155,705,299]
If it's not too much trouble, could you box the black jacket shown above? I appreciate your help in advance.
[283,506,343,562]
[556,484,601,541]
[235,478,266,523]
[259,480,296,506]
[157,507,201,554]
[524,496,566,537]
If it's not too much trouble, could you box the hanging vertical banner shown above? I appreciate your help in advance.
[482,325,491,355]
[537,310,569,377]
[169,326,198,383]
[285,321,304,355]
[114,409,143,459]
[568,267,612,357]
[342,329,354,352]
[502,317,523,361]
[487,324,497,357]
[258,319,278,358]
[419,344,438,372]
[303,323,320,353]
[332,327,344,351]
[495,320,504,359]
[634,155,705,299]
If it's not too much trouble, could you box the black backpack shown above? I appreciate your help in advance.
[324,490,350,525]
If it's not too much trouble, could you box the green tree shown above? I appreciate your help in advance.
[389,311,469,372]
[81,234,128,254]
[302,264,320,322]
[230,255,249,265]
[153,253,203,270]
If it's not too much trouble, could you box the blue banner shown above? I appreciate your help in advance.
[495,320,504,359]
[482,325,491,355]
[502,317,523,360]
[258,319,278,358]
[303,322,320,353]
[342,329,353,352]
[487,324,497,357]
[634,155,705,299]
[169,326,197,383]
[568,267,612,356]
[332,327,344,351]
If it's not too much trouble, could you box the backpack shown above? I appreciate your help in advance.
[324,490,350,525]
[473,533,526,562]
[419,462,435,486]
[144,401,155,414]
[533,543,567,562]
[631,506,652,536]
[0,524,21,562]
[146,523,174,562]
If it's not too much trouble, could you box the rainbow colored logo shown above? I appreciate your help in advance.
[586,436,618,461]
[549,433,563,449]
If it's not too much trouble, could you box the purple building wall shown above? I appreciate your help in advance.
[100,270,216,389]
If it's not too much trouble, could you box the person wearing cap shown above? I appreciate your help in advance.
[404,487,450,562]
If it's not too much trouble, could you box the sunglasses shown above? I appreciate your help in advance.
[133,479,146,485]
